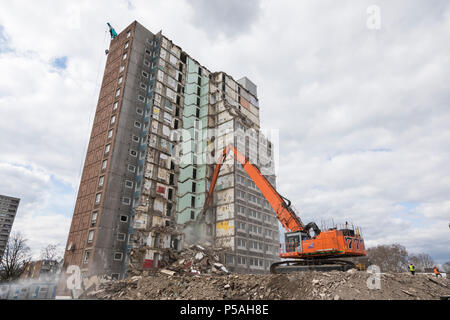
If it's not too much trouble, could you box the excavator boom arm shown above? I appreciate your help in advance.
[203,144,305,233]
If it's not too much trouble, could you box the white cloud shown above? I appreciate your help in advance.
[0,0,449,263]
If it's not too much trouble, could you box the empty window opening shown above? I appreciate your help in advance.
[125,180,133,188]
[98,176,104,187]
[91,212,98,227]
[87,230,94,243]
[83,251,90,264]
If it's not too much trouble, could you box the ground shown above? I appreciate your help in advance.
[87,271,449,300]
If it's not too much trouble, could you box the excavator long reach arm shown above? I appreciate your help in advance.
[203,144,306,234]
[201,144,366,273]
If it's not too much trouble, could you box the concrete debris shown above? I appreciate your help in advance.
[160,269,176,276]
[156,245,230,276]
[87,271,450,300]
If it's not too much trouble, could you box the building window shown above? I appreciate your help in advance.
[107,129,114,139]
[110,115,116,125]
[122,197,131,205]
[113,101,119,110]
[117,233,126,241]
[120,215,128,222]
[87,230,94,243]
[237,238,246,249]
[114,252,123,261]
[102,160,108,170]
[122,53,127,60]
[125,180,133,188]
[105,144,111,155]
[115,88,121,97]
[124,42,129,49]
[134,121,141,128]
[95,193,101,204]
[119,65,125,73]
[132,135,139,143]
[118,76,123,85]
[142,71,149,78]
[91,212,98,227]
[140,82,147,90]
[126,30,131,38]
[98,176,104,187]
[144,59,150,67]
[127,164,136,173]
[130,150,137,157]
[166,203,172,217]
[83,251,90,264]
[190,210,195,220]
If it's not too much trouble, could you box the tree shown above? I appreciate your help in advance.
[40,243,63,262]
[442,261,450,273]
[409,253,434,272]
[0,232,32,282]
[366,243,409,272]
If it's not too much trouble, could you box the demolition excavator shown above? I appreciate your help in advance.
[202,144,367,273]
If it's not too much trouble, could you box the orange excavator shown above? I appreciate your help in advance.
[202,144,367,273]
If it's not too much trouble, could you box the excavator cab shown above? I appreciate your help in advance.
[284,231,309,253]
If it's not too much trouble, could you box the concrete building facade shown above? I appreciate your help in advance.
[0,195,20,259]
[60,21,280,288]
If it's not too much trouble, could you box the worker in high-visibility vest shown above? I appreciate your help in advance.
[408,263,415,275]
[433,266,442,278]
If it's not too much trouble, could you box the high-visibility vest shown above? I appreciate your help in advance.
[434,268,439,274]
[409,265,415,271]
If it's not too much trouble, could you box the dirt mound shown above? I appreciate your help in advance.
[86,271,449,300]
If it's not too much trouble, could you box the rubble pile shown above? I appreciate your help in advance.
[87,270,449,300]
[160,244,230,276]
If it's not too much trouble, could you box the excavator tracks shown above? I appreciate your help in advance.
[270,259,356,274]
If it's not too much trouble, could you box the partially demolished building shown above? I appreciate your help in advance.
[60,21,280,287]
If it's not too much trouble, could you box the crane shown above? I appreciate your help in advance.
[202,144,367,273]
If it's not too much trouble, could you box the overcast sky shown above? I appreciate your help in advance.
[0,0,449,263]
